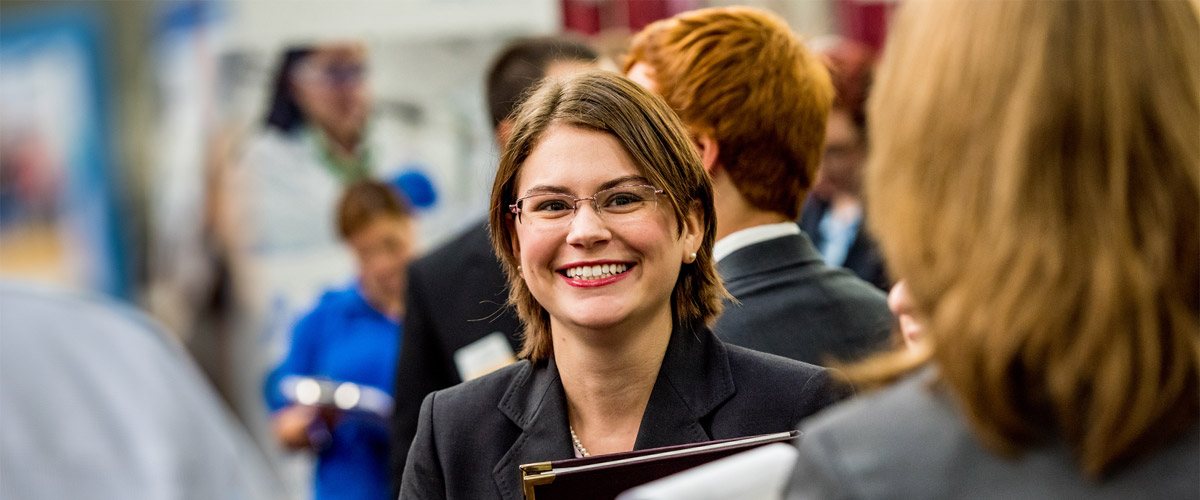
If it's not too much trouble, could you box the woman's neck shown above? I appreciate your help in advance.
[554,307,674,456]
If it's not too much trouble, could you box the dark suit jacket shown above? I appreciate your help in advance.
[799,196,890,291]
[399,322,851,500]
[389,220,523,497]
[788,369,1200,500]
[715,232,894,366]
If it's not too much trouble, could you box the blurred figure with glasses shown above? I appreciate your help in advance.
[399,70,849,500]
[222,41,411,347]
[219,41,418,500]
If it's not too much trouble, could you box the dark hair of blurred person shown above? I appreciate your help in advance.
[798,38,891,290]
[387,35,599,495]
[624,7,895,367]
[485,35,600,145]
[263,43,371,171]
[789,1,1199,497]
[264,47,315,134]
[401,69,849,500]
[264,180,415,500]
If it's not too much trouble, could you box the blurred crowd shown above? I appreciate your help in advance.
[1,1,1196,500]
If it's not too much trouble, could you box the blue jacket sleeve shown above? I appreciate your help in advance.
[262,304,326,412]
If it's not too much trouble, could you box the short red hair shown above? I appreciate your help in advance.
[625,7,833,219]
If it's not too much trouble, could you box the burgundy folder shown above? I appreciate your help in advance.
[519,430,800,500]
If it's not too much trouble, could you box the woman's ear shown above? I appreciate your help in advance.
[509,224,522,263]
[681,201,704,262]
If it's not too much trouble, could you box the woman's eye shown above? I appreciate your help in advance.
[606,193,641,207]
[534,199,571,212]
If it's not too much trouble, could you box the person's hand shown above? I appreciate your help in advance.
[888,280,925,350]
[271,405,319,450]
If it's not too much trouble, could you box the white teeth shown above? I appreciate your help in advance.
[564,264,630,280]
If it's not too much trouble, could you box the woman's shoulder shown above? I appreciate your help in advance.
[424,359,534,415]
[718,341,854,423]
[793,370,1200,499]
[800,368,950,445]
[723,342,831,383]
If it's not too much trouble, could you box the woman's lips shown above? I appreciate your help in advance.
[557,262,634,288]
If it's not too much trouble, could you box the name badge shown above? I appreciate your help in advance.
[454,331,517,381]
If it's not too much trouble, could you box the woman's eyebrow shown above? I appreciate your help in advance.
[521,176,651,197]
[598,175,651,191]
[521,184,571,196]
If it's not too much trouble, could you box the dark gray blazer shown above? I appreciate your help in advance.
[400,323,851,500]
[715,232,895,366]
[788,370,1200,500]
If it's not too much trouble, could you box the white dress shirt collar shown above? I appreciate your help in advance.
[712,222,801,263]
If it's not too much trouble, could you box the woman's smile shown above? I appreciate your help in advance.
[557,261,636,287]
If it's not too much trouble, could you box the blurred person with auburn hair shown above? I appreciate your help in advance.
[387,35,600,495]
[400,70,847,500]
[625,7,895,366]
[265,181,416,500]
[799,38,890,291]
[789,1,1199,498]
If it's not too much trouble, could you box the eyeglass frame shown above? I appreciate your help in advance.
[508,184,666,225]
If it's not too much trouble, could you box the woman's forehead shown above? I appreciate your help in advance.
[515,124,648,193]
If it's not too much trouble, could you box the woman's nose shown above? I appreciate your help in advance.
[564,202,612,248]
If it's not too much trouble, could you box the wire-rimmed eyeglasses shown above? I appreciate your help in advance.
[509,185,665,226]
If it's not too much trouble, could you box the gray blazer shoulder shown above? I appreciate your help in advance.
[787,370,1200,500]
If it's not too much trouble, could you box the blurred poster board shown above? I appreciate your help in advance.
[0,7,129,297]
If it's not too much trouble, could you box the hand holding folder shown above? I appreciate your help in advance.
[519,430,799,500]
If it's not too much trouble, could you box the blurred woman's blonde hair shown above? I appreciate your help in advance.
[861,0,1199,478]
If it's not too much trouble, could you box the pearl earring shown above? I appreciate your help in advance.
[689,252,697,263]
[517,265,522,273]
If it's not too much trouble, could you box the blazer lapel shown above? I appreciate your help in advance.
[492,358,574,500]
[633,323,737,450]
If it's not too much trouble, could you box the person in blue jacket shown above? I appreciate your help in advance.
[264,180,416,500]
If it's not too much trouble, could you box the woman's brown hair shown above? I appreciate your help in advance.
[861,0,1199,478]
[488,70,725,361]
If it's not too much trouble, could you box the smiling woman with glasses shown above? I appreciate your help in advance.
[399,70,851,500]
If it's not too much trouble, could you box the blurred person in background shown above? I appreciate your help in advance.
[264,181,416,500]
[388,35,599,494]
[799,38,890,291]
[789,0,1199,498]
[400,69,848,500]
[220,41,416,393]
[0,281,279,500]
[625,7,895,367]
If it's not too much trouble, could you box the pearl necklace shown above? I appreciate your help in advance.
[569,425,590,457]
